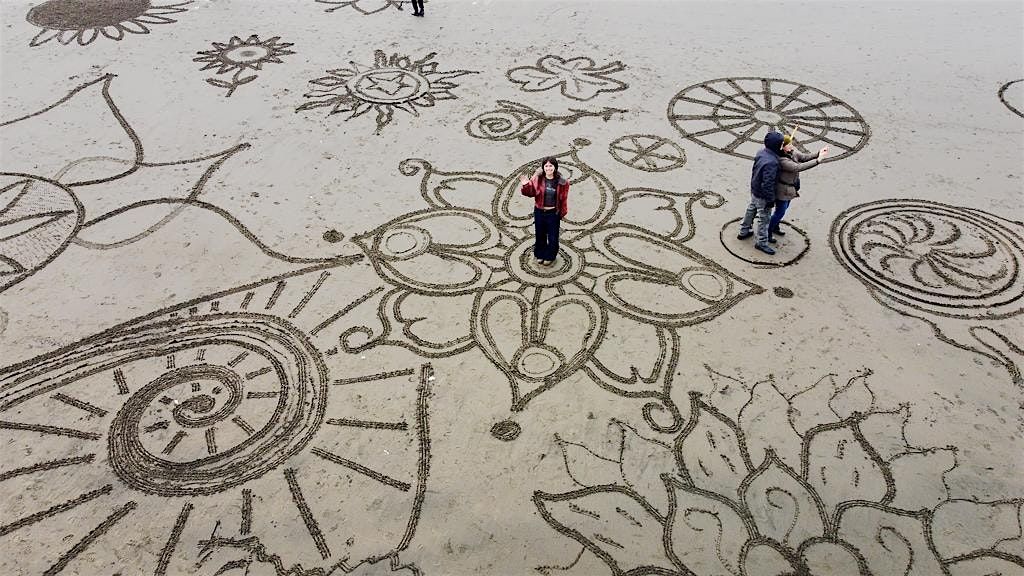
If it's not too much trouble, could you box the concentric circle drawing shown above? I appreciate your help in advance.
[26,0,192,46]
[608,135,686,172]
[719,218,811,268]
[998,79,1024,118]
[831,199,1024,319]
[506,236,585,287]
[668,77,870,160]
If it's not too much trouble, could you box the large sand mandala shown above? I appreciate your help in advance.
[342,139,764,437]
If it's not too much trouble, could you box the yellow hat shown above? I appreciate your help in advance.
[783,134,793,146]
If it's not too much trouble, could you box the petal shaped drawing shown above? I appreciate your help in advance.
[737,379,803,470]
[802,418,893,521]
[557,434,623,488]
[585,311,683,433]
[399,158,504,216]
[533,485,680,576]
[493,139,617,232]
[739,541,798,576]
[740,452,827,547]
[612,188,725,242]
[932,499,1024,560]
[0,260,430,574]
[858,405,913,462]
[788,373,842,434]
[798,539,869,576]
[616,420,679,514]
[887,448,956,511]
[836,503,947,575]
[587,225,763,327]
[674,393,754,503]
[339,288,476,358]
[666,475,751,576]
[356,208,501,295]
[472,290,606,410]
[0,75,142,184]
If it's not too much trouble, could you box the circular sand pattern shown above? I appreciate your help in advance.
[490,419,521,441]
[507,235,585,286]
[105,320,328,496]
[668,77,869,160]
[831,199,1024,319]
[348,68,428,104]
[998,79,1024,118]
[608,135,687,172]
[719,218,811,268]
[0,177,83,293]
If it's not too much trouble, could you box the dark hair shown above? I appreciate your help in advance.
[540,157,561,182]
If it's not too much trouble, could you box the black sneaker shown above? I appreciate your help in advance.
[768,236,777,244]
[736,231,753,240]
[755,243,776,255]
[772,228,786,237]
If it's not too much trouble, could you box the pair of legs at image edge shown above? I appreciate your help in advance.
[535,208,560,265]
[738,197,790,255]
[410,0,425,15]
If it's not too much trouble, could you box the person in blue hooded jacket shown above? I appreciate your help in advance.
[737,131,784,255]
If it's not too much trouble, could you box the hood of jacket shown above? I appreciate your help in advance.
[763,131,784,154]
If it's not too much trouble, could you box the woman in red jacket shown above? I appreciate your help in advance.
[520,157,570,266]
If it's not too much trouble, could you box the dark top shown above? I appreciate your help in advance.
[543,178,557,207]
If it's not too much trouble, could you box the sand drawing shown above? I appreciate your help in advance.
[719,218,812,268]
[297,50,476,134]
[507,55,628,101]
[999,79,1024,118]
[194,35,296,97]
[339,138,763,437]
[466,100,627,146]
[608,135,687,173]
[315,0,418,15]
[831,199,1024,385]
[0,74,335,295]
[26,0,193,46]
[534,367,1024,575]
[0,261,433,575]
[668,77,870,161]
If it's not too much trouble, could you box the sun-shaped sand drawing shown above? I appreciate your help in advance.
[26,0,192,46]
[194,34,296,96]
[297,50,476,134]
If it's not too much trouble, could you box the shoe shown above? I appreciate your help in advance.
[755,243,776,255]
[415,11,424,16]
[768,236,777,244]
[737,231,753,240]
[536,258,544,264]
[772,227,786,237]
[543,260,554,266]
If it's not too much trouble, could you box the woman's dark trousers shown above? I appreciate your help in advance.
[534,209,560,261]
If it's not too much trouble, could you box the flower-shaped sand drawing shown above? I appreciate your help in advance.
[315,0,412,15]
[194,34,296,97]
[297,50,476,134]
[507,55,628,101]
[535,369,1024,575]
[0,74,281,294]
[344,139,763,437]
[26,0,193,46]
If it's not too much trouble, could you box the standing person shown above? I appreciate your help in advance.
[520,157,569,266]
[410,0,425,16]
[737,131,784,255]
[769,134,829,243]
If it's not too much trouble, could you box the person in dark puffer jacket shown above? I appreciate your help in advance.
[737,131,784,255]
[768,134,828,243]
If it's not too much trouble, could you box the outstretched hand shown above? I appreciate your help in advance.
[519,175,530,186]
[818,145,830,161]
